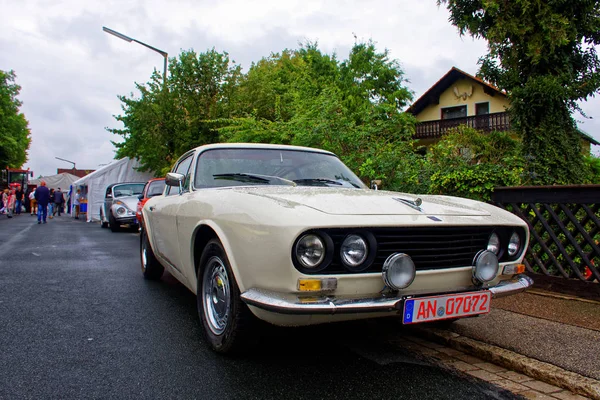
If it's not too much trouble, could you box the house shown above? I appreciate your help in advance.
[407,67,600,153]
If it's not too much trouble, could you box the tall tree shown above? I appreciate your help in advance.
[438,0,600,184]
[108,49,241,175]
[0,70,31,168]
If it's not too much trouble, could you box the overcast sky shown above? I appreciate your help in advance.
[2,0,599,177]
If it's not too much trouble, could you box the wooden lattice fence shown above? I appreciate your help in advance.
[492,185,600,282]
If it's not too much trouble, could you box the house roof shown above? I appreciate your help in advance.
[407,67,506,116]
[578,129,600,146]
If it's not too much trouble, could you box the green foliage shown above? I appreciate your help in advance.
[0,70,31,168]
[108,49,241,175]
[439,0,600,184]
[425,126,523,201]
[584,154,600,184]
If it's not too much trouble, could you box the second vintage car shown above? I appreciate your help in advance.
[100,182,145,232]
[136,178,166,230]
[141,143,532,354]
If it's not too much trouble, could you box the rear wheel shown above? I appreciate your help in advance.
[197,239,254,354]
[140,229,163,280]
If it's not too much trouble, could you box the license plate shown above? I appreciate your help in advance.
[403,291,491,324]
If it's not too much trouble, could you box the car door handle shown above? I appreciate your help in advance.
[149,206,155,211]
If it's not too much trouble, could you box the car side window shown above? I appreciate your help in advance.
[166,155,193,196]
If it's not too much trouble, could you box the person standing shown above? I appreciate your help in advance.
[53,188,64,217]
[6,189,16,218]
[29,188,37,215]
[15,186,23,215]
[0,189,8,215]
[48,188,54,218]
[73,189,81,220]
[35,181,51,224]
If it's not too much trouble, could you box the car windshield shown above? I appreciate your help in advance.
[147,180,166,197]
[113,183,145,197]
[194,148,367,189]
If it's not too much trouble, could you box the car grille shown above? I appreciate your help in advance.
[325,226,493,274]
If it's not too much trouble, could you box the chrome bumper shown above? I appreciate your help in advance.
[240,274,533,315]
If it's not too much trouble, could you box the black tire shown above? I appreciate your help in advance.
[100,209,108,229]
[140,229,164,280]
[197,239,254,354]
[109,212,120,232]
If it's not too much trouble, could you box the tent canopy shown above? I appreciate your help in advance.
[30,172,80,190]
[72,158,154,222]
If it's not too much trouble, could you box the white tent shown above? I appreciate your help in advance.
[30,172,80,190]
[72,158,154,222]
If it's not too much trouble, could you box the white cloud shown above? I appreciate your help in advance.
[0,0,598,177]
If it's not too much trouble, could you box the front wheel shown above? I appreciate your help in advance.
[140,229,164,280]
[197,239,254,354]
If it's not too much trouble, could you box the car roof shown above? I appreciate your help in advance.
[191,143,336,156]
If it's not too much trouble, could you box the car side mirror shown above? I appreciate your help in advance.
[166,172,185,194]
[370,180,381,190]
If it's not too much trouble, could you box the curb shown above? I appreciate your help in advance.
[412,326,600,400]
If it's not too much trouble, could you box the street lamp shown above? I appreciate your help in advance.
[102,26,168,86]
[55,157,76,169]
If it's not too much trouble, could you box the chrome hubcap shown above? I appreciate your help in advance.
[202,256,231,335]
[141,239,147,271]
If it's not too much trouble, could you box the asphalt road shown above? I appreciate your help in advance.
[0,213,518,399]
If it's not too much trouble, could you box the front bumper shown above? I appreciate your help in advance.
[240,274,533,315]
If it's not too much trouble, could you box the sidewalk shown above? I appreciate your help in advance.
[410,284,600,399]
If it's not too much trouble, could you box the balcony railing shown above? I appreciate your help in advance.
[415,112,511,139]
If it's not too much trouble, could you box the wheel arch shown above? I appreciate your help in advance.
[192,222,245,293]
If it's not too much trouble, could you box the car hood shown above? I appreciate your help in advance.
[113,196,139,211]
[228,187,491,216]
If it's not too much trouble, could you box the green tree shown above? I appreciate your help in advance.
[108,49,241,175]
[0,70,31,168]
[426,126,524,201]
[438,0,600,184]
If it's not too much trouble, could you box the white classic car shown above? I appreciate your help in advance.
[141,143,532,353]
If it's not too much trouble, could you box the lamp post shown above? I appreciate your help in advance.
[102,26,168,86]
[55,157,76,169]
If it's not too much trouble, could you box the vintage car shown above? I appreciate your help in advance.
[141,143,532,354]
[136,178,166,229]
[100,182,145,232]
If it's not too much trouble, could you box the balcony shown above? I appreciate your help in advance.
[414,112,511,140]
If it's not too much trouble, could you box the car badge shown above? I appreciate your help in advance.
[393,197,423,212]
[428,216,442,222]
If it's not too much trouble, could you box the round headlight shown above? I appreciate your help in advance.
[116,206,126,215]
[508,231,521,257]
[473,250,499,283]
[382,253,416,290]
[487,232,501,255]
[295,234,325,269]
[340,235,368,268]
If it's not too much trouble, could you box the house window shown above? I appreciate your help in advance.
[441,105,467,120]
[475,102,489,115]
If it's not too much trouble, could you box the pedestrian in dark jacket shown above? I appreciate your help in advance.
[34,181,51,224]
[53,188,64,216]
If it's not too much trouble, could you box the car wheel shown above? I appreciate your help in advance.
[100,209,108,228]
[197,239,254,354]
[109,212,120,232]
[140,228,164,280]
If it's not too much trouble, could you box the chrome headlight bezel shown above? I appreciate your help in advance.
[293,232,334,273]
[487,232,501,256]
[507,231,521,257]
[472,250,500,284]
[382,253,416,290]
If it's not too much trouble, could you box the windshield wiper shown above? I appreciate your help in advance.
[213,173,296,186]
[293,178,343,186]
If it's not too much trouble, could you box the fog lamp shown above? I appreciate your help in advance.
[382,253,416,290]
[473,250,499,284]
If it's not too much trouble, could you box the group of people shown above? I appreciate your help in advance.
[1,183,80,222]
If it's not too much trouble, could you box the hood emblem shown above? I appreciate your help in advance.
[393,197,423,212]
